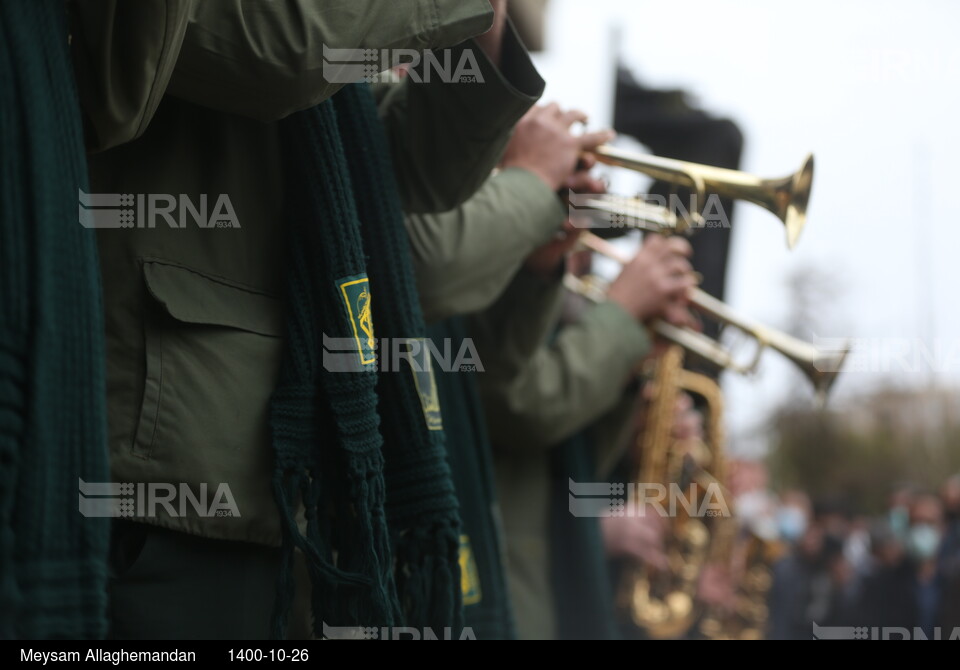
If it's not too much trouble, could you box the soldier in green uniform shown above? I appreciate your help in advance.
[403,106,694,637]
[405,104,614,638]
[69,0,546,639]
[471,232,695,639]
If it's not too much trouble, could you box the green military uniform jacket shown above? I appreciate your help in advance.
[407,168,567,323]
[469,274,652,639]
[71,0,544,547]
[405,166,653,637]
[405,166,566,637]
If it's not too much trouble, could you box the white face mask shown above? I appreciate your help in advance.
[908,524,941,561]
[735,491,778,541]
[777,506,808,543]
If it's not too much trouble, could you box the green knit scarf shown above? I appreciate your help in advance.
[428,317,517,640]
[0,0,110,639]
[549,435,620,640]
[270,84,462,637]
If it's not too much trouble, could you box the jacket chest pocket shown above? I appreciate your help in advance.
[133,260,285,465]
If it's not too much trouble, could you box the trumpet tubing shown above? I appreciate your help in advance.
[570,194,680,234]
[563,274,748,374]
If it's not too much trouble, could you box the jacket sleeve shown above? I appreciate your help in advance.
[72,0,495,149]
[407,168,565,323]
[471,276,653,452]
[71,0,193,152]
[378,22,544,213]
[165,0,495,121]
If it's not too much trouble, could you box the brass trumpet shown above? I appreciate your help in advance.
[569,232,850,403]
[591,146,815,249]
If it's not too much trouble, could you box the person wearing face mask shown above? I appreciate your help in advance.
[941,476,960,568]
[858,494,946,635]
[940,476,960,630]
[767,492,823,640]
[857,523,916,631]
[907,494,945,638]
[887,486,917,545]
[777,502,810,545]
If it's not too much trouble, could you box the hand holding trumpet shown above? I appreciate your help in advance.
[500,104,615,193]
[606,235,699,329]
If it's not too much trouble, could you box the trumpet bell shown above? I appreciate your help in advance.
[593,147,815,249]
[808,342,851,406]
[691,288,849,404]
[769,154,814,250]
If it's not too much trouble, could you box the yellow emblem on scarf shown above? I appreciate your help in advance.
[459,535,482,606]
[409,343,443,432]
[338,276,376,366]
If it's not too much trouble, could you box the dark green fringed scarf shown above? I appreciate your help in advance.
[270,84,463,636]
[0,0,110,639]
[428,317,516,640]
[549,435,620,640]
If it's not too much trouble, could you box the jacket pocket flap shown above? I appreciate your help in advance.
[143,261,283,338]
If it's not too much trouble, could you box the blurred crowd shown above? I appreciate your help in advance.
[756,476,960,639]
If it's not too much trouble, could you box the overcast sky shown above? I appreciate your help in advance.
[531,0,960,455]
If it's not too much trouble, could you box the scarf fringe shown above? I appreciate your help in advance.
[270,84,464,638]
